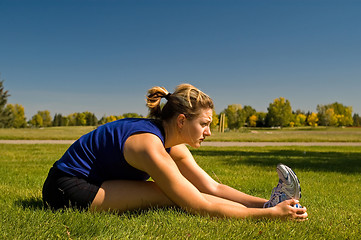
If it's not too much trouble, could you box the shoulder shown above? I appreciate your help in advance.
[123,133,172,172]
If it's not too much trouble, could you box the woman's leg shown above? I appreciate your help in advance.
[90,180,247,213]
[90,180,175,212]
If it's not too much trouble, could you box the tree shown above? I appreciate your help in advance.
[256,112,267,127]
[353,113,361,127]
[210,109,219,130]
[37,110,52,127]
[241,105,256,127]
[293,113,307,127]
[6,104,27,128]
[0,80,12,128]
[317,102,353,126]
[83,111,98,126]
[53,113,67,126]
[249,115,258,127]
[307,112,318,127]
[267,97,292,127]
[223,104,244,129]
[30,114,43,127]
[122,113,143,118]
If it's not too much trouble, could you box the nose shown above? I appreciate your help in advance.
[204,126,211,136]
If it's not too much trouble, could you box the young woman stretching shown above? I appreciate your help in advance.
[42,84,307,220]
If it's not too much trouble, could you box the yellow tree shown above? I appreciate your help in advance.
[249,115,258,127]
[211,109,219,130]
[30,114,43,127]
[307,112,318,127]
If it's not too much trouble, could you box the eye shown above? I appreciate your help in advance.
[201,122,210,127]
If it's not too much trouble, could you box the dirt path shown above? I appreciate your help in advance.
[1,140,361,146]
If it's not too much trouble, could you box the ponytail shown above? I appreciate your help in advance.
[146,84,214,120]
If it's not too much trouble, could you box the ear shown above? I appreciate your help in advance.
[176,114,187,129]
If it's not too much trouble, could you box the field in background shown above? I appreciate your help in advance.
[1,144,360,239]
[0,126,96,140]
[1,126,361,142]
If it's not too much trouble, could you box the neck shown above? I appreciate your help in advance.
[162,120,183,148]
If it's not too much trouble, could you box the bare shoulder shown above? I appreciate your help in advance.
[123,133,170,171]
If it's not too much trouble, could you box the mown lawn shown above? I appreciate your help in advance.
[1,126,361,142]
[1,144,360,239]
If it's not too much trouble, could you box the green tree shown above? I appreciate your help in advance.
[223,104,244,129]
[353,113,361,127]
[256,112,267,127]
[122,113,143,118]
[241,105,256,127]
[53,113,68,126]
[6,104,27,128]
[83,111,98,126]
[75,112,87,126]
[37,110,52,127]
[267,97,292,127]
[30,114,43,127]
[0,80,12,128]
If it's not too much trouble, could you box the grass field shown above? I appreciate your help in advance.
[1,126,361,142]
[1,144,360,239]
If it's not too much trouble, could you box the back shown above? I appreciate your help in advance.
[54,118,167,185]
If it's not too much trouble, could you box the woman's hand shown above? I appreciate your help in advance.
[273,199,308,221]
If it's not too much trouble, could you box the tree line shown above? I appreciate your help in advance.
[1,81,360,129]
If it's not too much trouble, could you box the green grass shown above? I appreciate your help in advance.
[0,126,96,140]
[1,126,361,142]
[1,144,360,239]
[207,127,361,142]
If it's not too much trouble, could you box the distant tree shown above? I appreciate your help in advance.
[53,113,66,126]
[256,112,267,127]
[75,112,87,126]
[122,113,143,118]
[223,104,244,129]
[211,109,219,130]
[353,113,361,127]
[37,110,52,127]
[0,80,12,128]
[241,105,256,127]
[317,102,353,126]
[248,115,258,127]
[6,104,27,128]
[30,114,43,127]
[267,97,292,127]
[83,111,98,126]
[307,112,318,127]
[294,113,307,127]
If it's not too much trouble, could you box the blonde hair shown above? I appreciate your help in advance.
[146,84,214,120]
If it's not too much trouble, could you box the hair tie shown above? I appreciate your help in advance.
[164,92,172,100]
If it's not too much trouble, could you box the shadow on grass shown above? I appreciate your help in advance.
[191,147,361,174]
[15,197,44,210]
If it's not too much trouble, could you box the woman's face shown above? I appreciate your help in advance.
[181,108,213,148]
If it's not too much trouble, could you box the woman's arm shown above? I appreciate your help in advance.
[123,134,307,220]
[169,144,267,208]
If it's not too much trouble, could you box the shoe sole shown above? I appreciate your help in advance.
[277,163,301,200]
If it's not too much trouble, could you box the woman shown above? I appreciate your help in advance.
[42,84,308,220]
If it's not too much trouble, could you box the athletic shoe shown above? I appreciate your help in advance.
[263,163,301,208]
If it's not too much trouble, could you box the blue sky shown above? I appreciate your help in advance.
[1,0,360,119]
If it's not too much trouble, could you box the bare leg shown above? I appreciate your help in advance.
[90,180,249,214]
[90,180,175,212]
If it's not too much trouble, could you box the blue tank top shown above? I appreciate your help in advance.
[54,118,167,185]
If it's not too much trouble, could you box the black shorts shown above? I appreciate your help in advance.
[42,167,100,210]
